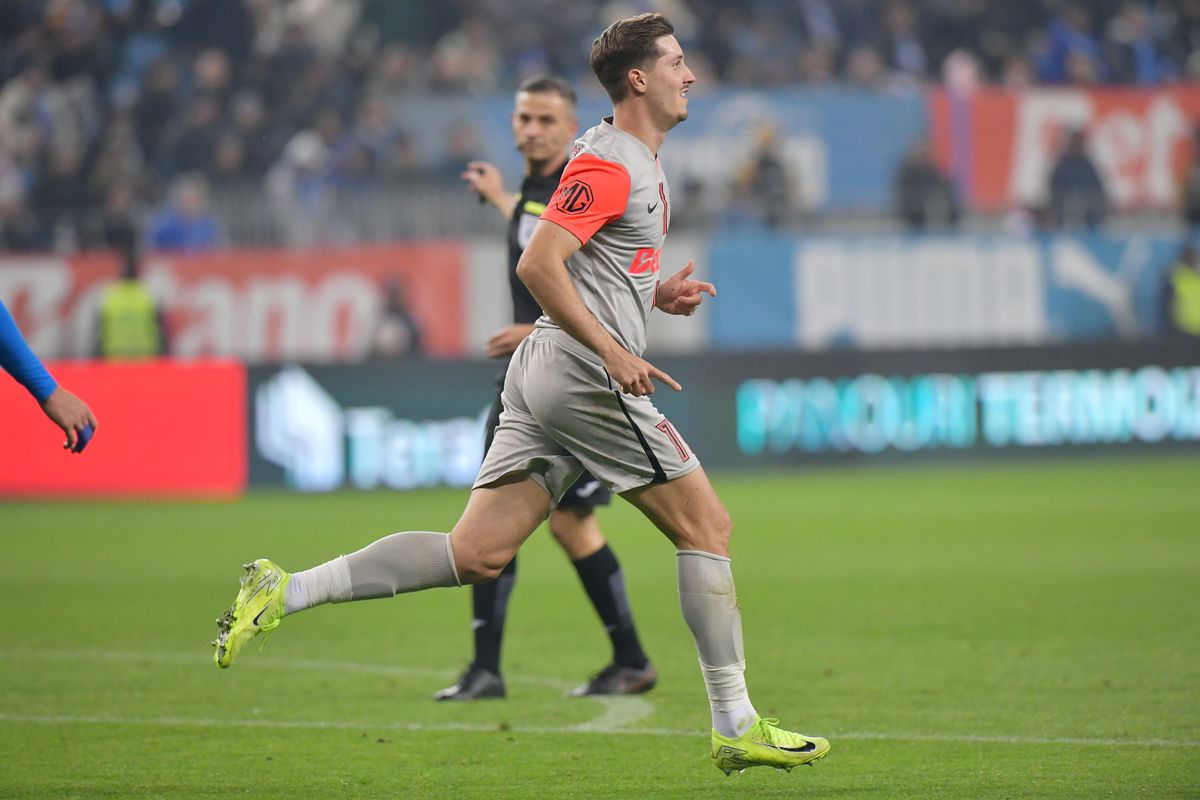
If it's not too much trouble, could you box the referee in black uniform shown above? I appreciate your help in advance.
[435,76,656,700]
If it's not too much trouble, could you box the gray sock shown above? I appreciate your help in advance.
[344,531,461,599]
[677,550,757,738]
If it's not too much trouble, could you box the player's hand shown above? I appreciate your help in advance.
[486,324,535,358]
[41,387,98,453]
[655,260,716,316]
[602,347,681,397]
[461,161,504,205]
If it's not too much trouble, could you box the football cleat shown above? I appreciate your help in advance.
[433,665,507,701]
[568,661,658,697]
[213,559,290,669]
[711,716,830,775]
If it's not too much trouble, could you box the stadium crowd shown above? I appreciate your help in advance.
[1,0,1199,250]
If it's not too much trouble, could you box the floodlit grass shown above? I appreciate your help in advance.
[1,455,1197,799]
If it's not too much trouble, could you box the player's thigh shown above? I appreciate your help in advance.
[451,475,551,583]
[475,339,586,509]
[620,466,732,557]
[522,341,699,494]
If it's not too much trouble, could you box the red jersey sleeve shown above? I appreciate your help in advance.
[540,154,631,245]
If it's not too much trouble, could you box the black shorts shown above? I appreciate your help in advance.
[483,373,612,513]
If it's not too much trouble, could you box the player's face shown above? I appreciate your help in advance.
[511,91,578,167]
[645,35,695,129]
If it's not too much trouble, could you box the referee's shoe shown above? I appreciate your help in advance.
[434,665,506,701]
[568,661,657,697]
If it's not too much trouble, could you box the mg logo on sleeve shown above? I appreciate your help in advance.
[556,180,594,215]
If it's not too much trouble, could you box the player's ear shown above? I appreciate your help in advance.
[628,67,648,96]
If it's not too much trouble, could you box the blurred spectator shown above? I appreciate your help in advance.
[1181,127,1200,229]
[31,144,93,250]
[845,46,890,91]
[175,0,254,71]
[431,17,502,93]
[87,109,152,200]
[227,89,287,177]
[210,130,249,186]
[84,181,140,255]
[1104,2,1176,85]
[882,1,928,88]
[379,128,425,181]
[894,137,959,231]
[265,129,335,247]
[432,118,484,181]
[149,172,219,251]
[160,94,222,175]
[1160,244,1200,339]
[191,48,235,108]
[0,139,40,251]
[0,62,76,169]
[1036,3,1107,84]
[133,58,181,164]
[730,125,795,231]
[96,248,167,359]
[671,175,715,232]
[370,279,423,358]
[1048,128,1107,230]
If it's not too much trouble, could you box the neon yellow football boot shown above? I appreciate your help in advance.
[711,716,830,775]
[212,559,290,668]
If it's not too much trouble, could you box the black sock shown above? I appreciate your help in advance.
[572,544,649,669]
[470,555,516,675]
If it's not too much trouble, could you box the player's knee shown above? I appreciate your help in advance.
[455,554,506,585]
[452,545,513,585]
[678,505,732,556]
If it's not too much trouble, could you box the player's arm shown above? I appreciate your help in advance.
[0,300,98,452]
[517,221,678,396]
[485,323,536,358]
[461,161,518,219]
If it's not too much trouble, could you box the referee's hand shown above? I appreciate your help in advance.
[461,161,503,205]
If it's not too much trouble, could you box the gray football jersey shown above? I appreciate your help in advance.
[537,118,671,359]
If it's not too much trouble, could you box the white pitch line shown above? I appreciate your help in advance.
[0,713,1196,749]
[0,650,1196,748]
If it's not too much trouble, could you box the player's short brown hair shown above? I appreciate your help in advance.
[589,13,675,103]
[517,75,577,109]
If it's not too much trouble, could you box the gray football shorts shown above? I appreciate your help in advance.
[473,331,701,507]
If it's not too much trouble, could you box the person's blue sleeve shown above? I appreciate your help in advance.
[0,300,57,403]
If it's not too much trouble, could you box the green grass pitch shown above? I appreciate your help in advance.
[1,455,1197,799]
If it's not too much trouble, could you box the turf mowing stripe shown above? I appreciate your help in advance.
[1,713,1197,749]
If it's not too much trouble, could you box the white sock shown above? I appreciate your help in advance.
[676,550,758,738]
[284,555,352,615]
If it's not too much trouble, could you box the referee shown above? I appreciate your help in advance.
[435,76,656,700]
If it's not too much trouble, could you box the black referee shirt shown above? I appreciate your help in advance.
[506,160,568,325]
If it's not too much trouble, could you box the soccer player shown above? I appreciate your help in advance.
[0,299,98,451]
[437,75,656,701]
[214,13,830,774]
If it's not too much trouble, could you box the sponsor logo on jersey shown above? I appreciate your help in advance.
[629,247,661,275]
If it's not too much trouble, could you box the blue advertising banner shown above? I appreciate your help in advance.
[709,233,1186,352]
